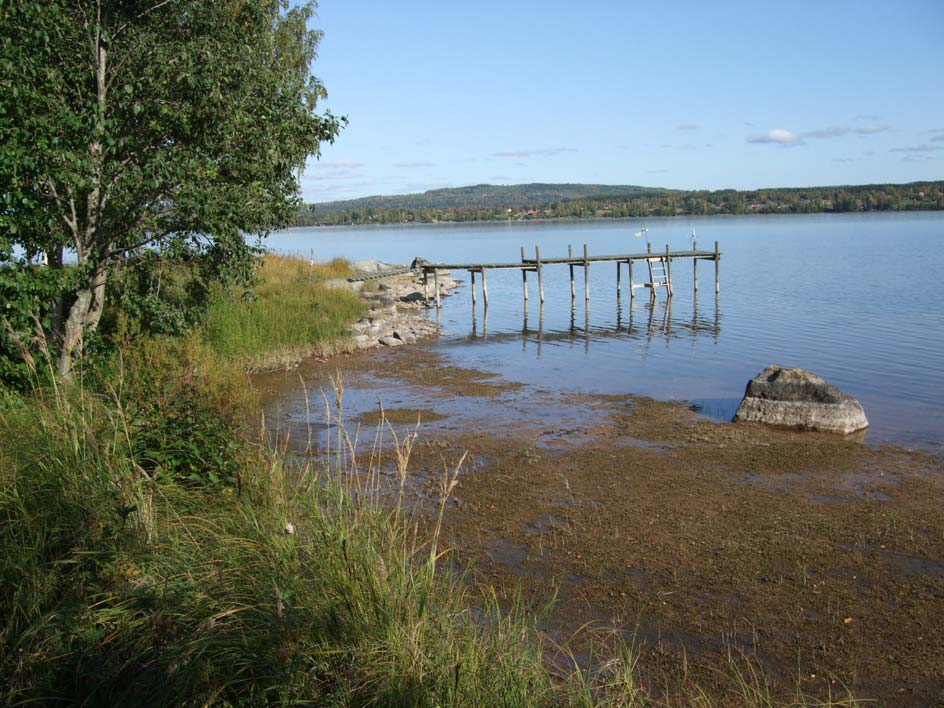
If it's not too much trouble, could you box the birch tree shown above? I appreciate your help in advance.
[0,0,343,377]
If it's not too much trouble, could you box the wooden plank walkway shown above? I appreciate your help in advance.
[419,241,721,309]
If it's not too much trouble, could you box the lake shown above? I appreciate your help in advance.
[267,212,944,450]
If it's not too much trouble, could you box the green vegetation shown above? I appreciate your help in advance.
[296,181,944,226]
[1,0,343,377]
[203,254,365,371]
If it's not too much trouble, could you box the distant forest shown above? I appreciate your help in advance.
[293,181,944,226]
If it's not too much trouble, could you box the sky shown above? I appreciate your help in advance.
[298,0,943,203]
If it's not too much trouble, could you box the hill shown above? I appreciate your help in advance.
[304,183,671,215]
[294,181,944,226]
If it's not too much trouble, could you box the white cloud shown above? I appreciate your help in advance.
[676,123,699,131]
[392,161,436,169]
[316,159,366,169]
[890,144,944,153]
[304,170,363,181]
[856,124,888,135]
[804,127,849,139]
[491,147,579,158]
[747,129,802,145]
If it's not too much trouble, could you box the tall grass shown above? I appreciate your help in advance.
[203,254,366,370]
[0,369,561,706]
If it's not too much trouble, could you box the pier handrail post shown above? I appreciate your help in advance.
[536,245,545,303]
[583,243,590,302]
[568,244,575,301]
[693,240,698,293]
[715,240,720,294]
[520,245,529,306]
[665,243,673,297]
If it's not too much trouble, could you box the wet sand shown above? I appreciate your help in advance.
[253,347,944,707]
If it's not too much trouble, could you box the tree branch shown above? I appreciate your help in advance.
[44,176,79,240]
[114,0,177,39]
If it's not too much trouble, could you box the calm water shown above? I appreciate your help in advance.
[268,213,944,450]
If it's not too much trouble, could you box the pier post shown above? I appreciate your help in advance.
[568,244,575,301]
[629,258,635,300]
[665,244,673,297]
[714,240,720,294]
[535,245,545,304]
[693,240,698,293]
[616,260,621,300]
[583,243,590,302]
[520,245,529,306]
[470,270,477,308]
[481,268,489,308]
[423,271,429,303]
[434,268,441,308]
[646,243,654,302]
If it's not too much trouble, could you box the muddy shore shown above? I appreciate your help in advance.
[253,336,944,706]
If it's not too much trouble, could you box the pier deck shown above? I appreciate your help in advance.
[419,241,721,308]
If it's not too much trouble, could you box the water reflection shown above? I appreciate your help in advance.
[459,294,721,353]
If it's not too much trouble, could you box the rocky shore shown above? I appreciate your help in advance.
[338,260,460,351]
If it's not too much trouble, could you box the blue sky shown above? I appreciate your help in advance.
[300,0,943,202]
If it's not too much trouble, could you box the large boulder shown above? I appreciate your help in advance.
[733,365,868,434]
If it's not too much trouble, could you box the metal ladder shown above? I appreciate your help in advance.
[646,256,672,295]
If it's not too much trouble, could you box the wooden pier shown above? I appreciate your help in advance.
[420,241,721,309]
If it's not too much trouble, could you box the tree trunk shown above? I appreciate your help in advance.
[56,262,109,378]
[57,287,93,379]
[85,269,108,336]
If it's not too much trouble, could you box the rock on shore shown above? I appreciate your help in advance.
[733,365,868,434]
[343,263,459,351]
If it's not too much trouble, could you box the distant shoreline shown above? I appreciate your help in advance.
[293,180,944,227]
[284,208,944,231]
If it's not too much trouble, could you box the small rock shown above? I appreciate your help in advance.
[379,336,403,347]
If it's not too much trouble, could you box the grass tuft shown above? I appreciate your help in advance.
[203,254,365,370]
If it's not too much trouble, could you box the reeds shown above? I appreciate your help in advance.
[202,254,365,370]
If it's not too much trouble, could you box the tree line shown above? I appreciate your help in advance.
[295,181,944,226]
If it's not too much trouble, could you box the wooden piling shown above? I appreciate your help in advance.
[535,245,545,304]
[520,246,529,303]
[629,259,635,300]
[714,240,720,294]
[693,240,698,293]
[616,261,621,299]
[665,244,673,297]
[423,271,429,302]
[583,244,590,302]
[568,244,575,300]
[481,268,489,307]
[434,268,440,308]
[470,269,477,307]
